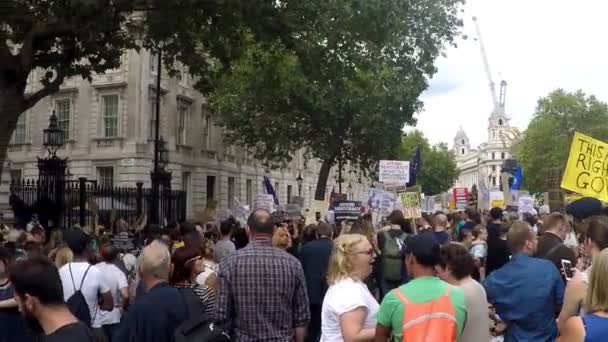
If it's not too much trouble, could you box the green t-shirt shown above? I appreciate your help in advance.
[376,276,468,341]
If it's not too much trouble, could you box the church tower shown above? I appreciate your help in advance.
[488,80,510,143]
[454,127,470,158]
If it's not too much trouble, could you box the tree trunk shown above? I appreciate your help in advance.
[314,158,334,201]
[0,87,24,183]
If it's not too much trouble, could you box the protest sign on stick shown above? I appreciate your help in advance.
[561,132,608,202]
[254,194,275,211]
[379,160,410,184]
[334,201,362,222]
[400,192,422,219]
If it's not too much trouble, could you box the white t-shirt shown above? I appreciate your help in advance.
[320,278,379,342]
[59,262,110,328]
[95,262,128,326]
[195,259,218,286]
[121,253,138,275]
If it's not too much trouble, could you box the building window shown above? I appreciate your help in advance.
[228,177,236,209]
[275,182,279,199]
[206,175,216,201]
[10,169,22,182]
[148,96,158,140]
[202,114,213,150]
[501,152,506,160]
[12,112,27,144]
[499,119,503,126]
[461,139,465,145]
[177,104,190,145]
[461,148,465,155]
[101,94,119,137]
[492,176,497,187]
[55,98,71,139]
[491,152,495,160]
[491,165,496,172]
[246,179,253,206]
[150,52,158,74]
[287,185,293,204]
[97,167,114,188]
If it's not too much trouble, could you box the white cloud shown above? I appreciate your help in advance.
[416,0,608,148]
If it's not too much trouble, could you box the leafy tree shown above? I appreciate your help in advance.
[210,0,464,200]
[516,89,608,192]
[399,130,459,195]
[0,0,286,177]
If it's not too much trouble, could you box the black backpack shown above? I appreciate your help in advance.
[172,287,231,342]
[66,264,93,326]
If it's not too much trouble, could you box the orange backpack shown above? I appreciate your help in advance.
[392,287,458,342]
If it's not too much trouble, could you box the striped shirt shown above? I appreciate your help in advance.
[173,283,215,318]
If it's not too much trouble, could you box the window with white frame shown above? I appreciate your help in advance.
[246,179,253,206]
[148,96,158,140]
[150,52,158,74]
[101,94,119,137]
[55,98,71,139]
[12,112,27,144]
[177,103,190,145]
[228,177,236,209]
[202,114,213,150]
[97,167,114,188]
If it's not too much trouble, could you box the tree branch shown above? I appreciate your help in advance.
[19,19,75,70]
[21,70,65,112]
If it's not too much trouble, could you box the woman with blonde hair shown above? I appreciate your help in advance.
[560,248,608,341]
[273,226,292,250]
[559,216,608,332]
[321,234,378,342]
[53,246,73,269]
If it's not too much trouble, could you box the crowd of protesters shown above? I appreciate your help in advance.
[2,196,608,341]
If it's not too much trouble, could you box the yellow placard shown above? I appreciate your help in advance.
[491,199,505,209]
[561,132,608,202]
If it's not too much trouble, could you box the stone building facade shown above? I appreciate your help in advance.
[2,49,367,219]
[452,107,516,190]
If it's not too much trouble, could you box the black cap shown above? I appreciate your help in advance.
[566,197,603,221]
[64,229,90,255]
[404,234,440,267]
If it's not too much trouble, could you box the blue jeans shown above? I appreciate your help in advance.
[103,323,120,342]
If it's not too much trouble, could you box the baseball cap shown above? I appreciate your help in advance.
[566,197,603,221]
[404,233,440,267]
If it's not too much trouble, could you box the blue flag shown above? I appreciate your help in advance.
[407,146,422,187]
[510,165,523,190]
[263,176,279,205]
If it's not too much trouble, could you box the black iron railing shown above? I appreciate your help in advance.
[10,177,186,229]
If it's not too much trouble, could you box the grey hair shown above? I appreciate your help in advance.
[139,240,171,280]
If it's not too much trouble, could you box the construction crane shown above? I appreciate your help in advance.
[472,16,506,113]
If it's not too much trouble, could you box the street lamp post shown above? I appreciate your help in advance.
[150,48,172,224]
[296,172,303,196]
[38,111,67,229]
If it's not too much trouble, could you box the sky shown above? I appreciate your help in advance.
[414,0,608,148]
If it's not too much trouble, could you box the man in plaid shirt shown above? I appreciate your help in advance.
[215,208,310,341]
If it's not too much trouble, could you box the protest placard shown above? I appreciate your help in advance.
[490,190,505,209]
[254,194,275,211]
[367,188,384,209]
[561,132,608,202]
[400,192,422,219]
[291,196,305,209]
[284,203,303,219]
[334,201,362,222]
[379,160,410,184]
[518,196,535,214]
[379,192,397,217]
[453,188,469,210]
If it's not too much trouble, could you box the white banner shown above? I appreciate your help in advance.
[379,160,410,184]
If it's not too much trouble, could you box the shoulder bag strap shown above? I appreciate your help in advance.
[69,263,77,292]
[545,243,563,260]
[79,265,93,290]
